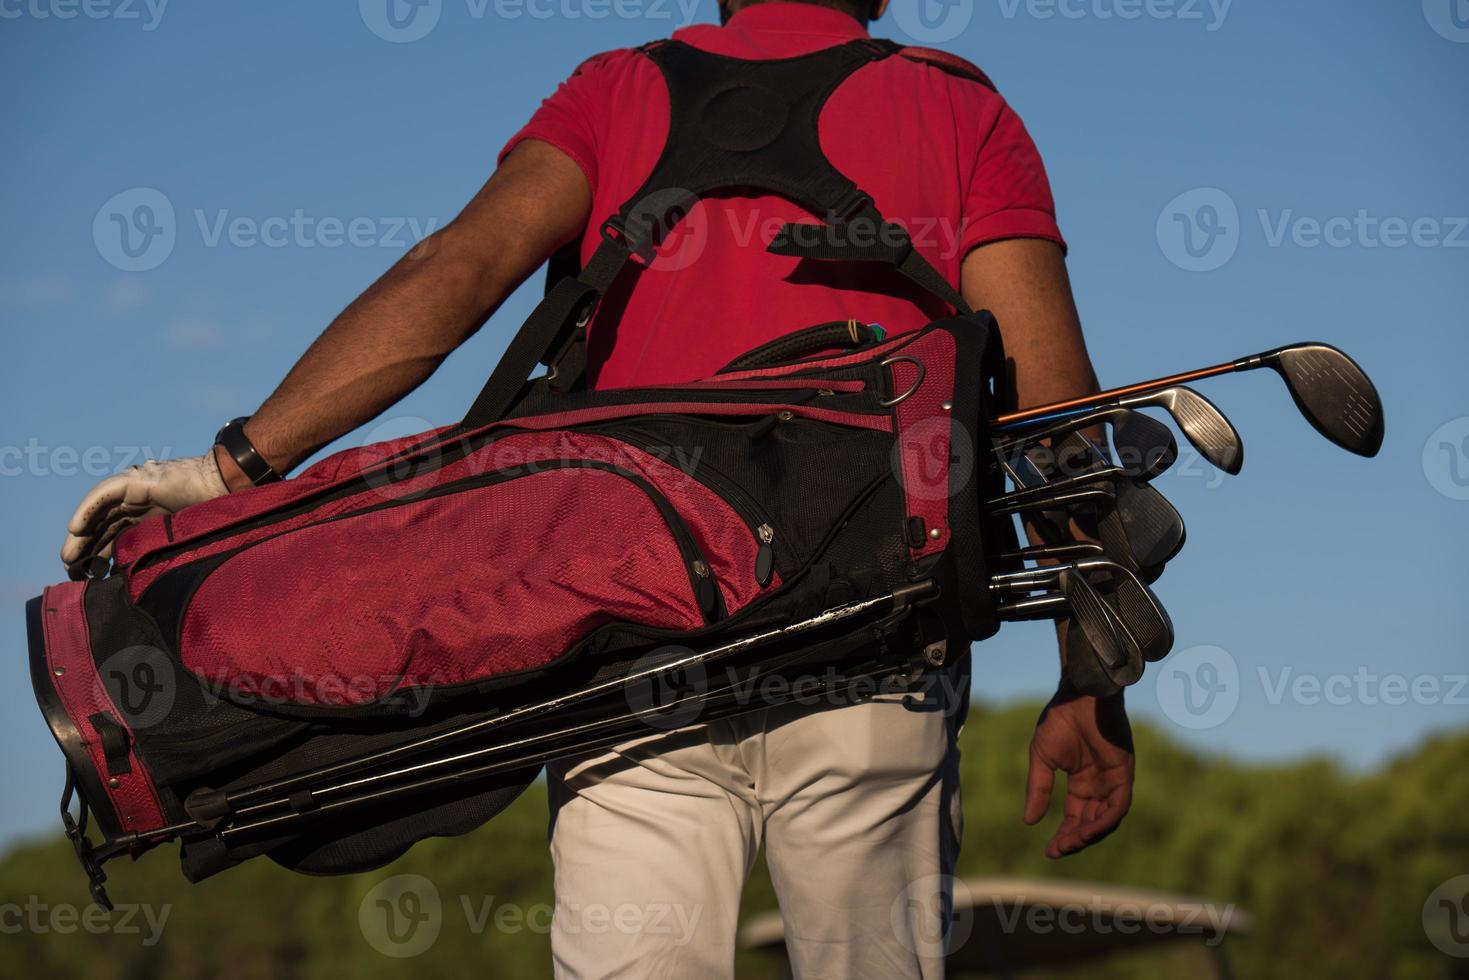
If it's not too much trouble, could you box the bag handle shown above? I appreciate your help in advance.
[717,320,885,374]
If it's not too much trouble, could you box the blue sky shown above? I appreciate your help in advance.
[2,1,1466,845]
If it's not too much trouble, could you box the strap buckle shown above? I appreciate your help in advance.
[600,215,657,265]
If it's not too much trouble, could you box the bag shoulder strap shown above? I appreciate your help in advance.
[464,38,971,429]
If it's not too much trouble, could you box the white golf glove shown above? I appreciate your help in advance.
[61,453,230,580]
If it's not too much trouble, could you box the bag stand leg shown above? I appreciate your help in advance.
[67,581,943,904]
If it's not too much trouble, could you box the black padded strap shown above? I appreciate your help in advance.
[461,234,634,428]
[767,202,971,313]
[460,38,973,428]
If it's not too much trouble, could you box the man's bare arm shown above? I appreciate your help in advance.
[964,239,1135,859]
[218,140,592,488]
[959,238,1097,410]
[961,236,1101,646]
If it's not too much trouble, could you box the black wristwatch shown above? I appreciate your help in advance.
[214,417,283,486]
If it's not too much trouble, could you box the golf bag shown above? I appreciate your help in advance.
[27,37,1021,905]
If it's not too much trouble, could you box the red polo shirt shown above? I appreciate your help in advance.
[501,2,1064,389]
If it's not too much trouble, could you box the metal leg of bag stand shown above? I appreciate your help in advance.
[111,582,940,859]
[214,646,935,846]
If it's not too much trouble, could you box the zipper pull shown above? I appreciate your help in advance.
[754,524,775,586]
[692,559,719,619]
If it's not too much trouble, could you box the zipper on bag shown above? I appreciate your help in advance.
[609,424,780,588]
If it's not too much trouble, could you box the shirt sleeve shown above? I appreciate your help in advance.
[498,50,626,200]
[959,98,1067,256]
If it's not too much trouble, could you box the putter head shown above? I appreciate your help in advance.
[1142,387,1244,475]
[1244,343,1384,457]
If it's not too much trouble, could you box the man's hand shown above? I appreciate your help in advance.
[1023,689,1135,858]
[60,453,229,580]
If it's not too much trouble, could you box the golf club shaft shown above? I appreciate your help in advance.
[995,361,1238,428]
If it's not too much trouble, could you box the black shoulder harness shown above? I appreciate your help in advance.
[466,39,973,428]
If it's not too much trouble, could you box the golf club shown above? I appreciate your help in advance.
[994,557,1173,663]
[995,386,1243,475]
[993,408,1180,480]
[994,342,1383,458]
[1018,433,1185,573]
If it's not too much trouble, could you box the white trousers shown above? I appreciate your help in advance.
[547,674,966,980]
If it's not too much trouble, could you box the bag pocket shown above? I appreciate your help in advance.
[174,461,725,708]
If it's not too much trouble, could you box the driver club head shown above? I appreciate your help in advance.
[1245,343,1384,458]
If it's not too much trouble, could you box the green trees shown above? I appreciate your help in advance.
[2,704,1464,979]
